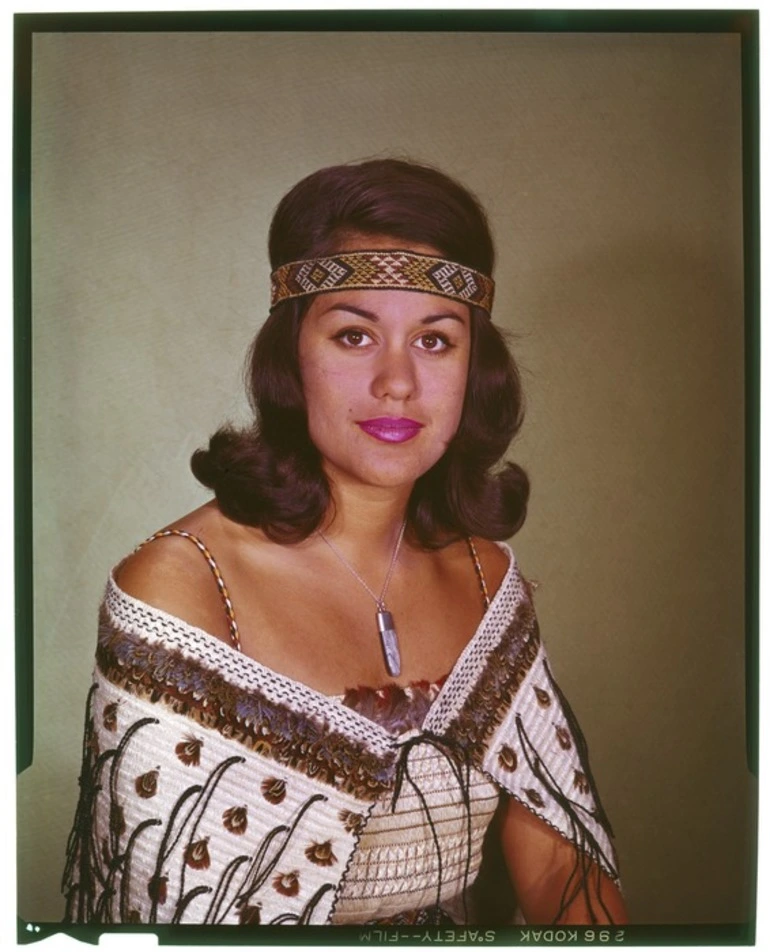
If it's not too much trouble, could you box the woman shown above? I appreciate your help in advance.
[62,159,628,927]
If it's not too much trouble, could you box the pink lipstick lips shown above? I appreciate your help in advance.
[357,417,424,444]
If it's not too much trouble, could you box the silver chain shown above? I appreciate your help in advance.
[319,518,407,610]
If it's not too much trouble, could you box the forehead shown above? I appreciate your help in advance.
[306,287,471,324]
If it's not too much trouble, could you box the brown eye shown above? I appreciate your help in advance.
[415,332,449,352]
[335,328,371,347]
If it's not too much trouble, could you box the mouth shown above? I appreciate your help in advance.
[356,417,424,444]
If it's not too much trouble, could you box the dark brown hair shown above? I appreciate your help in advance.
[191,158,529,547]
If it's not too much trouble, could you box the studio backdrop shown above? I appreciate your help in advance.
[19,25,751,927]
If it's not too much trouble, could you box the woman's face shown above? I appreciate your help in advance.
[297,242,471,494]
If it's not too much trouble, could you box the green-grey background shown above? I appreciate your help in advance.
[21,31,750,925]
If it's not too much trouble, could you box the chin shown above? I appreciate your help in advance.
[323,449,441,491]
[317,428,454,491]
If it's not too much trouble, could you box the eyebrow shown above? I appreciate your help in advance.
[319,302,467,325]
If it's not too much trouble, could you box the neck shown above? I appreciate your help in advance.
[319,480,413,560]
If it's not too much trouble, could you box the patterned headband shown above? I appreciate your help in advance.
[270,249,495,315]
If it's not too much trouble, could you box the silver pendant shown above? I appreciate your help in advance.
[376,609,401,677]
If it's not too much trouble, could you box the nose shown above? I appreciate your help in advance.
[370,345,418,402]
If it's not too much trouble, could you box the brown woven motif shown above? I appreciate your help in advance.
[443,598,541,763]
[95,607,396,802]
[270,250,494,315]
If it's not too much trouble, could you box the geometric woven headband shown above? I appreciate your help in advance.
[270,249,495,315]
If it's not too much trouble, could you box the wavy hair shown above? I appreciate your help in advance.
[191,159,529,547]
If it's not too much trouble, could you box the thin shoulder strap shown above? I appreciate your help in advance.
[136,529,242,652]
[466,537,491,612]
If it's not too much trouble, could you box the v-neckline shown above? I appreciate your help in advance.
[106,542,517,745]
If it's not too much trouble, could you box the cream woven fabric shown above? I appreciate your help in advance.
[62,546,618,925]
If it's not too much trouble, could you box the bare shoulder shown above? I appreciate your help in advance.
[433,536,511,602]
[471,537,512,598]
[113,503,234,643]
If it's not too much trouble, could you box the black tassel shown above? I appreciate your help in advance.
[515,713,618,924]
[391,731,473,924]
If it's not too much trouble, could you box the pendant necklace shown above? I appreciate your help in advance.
[318,518,407,678]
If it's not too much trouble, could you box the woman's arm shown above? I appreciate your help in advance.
[499,795,629,925]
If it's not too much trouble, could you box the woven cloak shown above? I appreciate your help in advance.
[62,547,619,926]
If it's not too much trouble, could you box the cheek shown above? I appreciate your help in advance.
[426,362,469,427]
[304,364,353,401]
[300,360,357,438]
[448,389,467,433]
